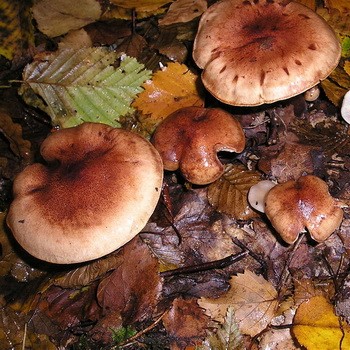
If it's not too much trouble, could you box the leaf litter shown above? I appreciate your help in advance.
[1,0,350,349]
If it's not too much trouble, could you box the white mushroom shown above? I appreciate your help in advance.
[248,180,276,213]
[341,90,350,124]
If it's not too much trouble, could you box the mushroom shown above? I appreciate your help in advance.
[6,123,163,264]
[151,106,245,185]
[248,179,276,213]
[193,0,341,106]
[264,175,344,244]
[341,90,350,124]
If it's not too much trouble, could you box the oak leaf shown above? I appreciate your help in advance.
[293,295,350,349]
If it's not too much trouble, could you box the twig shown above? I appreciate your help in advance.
[114,310,169,349]
[21,323,27,350]
[160,250,249,278]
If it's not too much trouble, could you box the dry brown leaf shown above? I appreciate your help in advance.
[345,60,350,75]
[317,7,350,35]
[132,62,205,133]
[199,270,278,337]
[158,0,207,26]
[322,78,348,106]
[32,0,102,37]
[294,0,316,10]
[207,163,262,220]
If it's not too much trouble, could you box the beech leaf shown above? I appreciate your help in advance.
[207,163,262,220]
[199,270,278,337]
[20,48,152,128]
[293,296,350,349]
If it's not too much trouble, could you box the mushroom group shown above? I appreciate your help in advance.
[193,0,341,106]
[6,123,163,264]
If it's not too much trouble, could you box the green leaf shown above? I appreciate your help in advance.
[19,48,152,128]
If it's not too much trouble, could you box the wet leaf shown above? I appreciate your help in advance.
[293,295,350,349]
[97,237,162,324]
[0,0,34,60]
[32,0,102,37]
[207,163,262,220]
[200,307,244,350]
[20,48,152,128]
[199,270,278,337]
[163,298,210,349]
[132,62,204,134]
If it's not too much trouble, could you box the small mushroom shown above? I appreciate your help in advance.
[265,175,344,244]
[248,180,276,213]
[151,106,245,185]
[304,85,320,102]
[193,0,341,106]
[341,90,350,124]
[6,123,163,264]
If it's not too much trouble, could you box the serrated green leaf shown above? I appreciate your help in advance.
[19,48,152,128]
[207,163,262,220]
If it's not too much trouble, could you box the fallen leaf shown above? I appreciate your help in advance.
[0,0,34,60]
[32,0,102,37]
[293,295,350,349]
[199,270,278,337]
[163,298,210,349]
[200,306,244,350]
[207,163,262,220]
[97,237,162,324]
[20,48,152,128]
[158,0,207,26]
[132,62,204,133]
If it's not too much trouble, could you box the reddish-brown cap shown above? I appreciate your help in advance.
[265,175,344,244]
[151,106,245,185]
[193,0,341,106]
[6,123,163,264]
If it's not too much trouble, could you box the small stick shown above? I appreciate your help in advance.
[160,250,249,278]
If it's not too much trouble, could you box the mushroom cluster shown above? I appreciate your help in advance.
[193,0,341,106]
[6,123,163,264]
[151,106,245,185]
[264,175,344,244]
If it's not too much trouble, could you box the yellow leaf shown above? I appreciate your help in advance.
[132,62,205,133]
[293,296,350,350]
[344,60,350,75]
[317,7,350,35]
[321,78,348,106]
[111,0,172,11]
[0,0,34,60]
[199,270,278,337]
[294,0,317,11]
[324,0,350,14]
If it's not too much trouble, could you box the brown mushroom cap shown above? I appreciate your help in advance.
[193,0,341,106]
[265,175,344,244]
[6,123,163,264]
[151,106,245,185]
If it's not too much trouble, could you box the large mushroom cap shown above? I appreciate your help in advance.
[193,0,341,106]
[6,123,163,264]
[151,106,245,185]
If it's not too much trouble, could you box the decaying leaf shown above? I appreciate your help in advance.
[293,295,350,349]
[97,237,162,324]
[163,297,210,349]
[132,62,204,133]
[32,0,103,38]
[0,0,34,60]
[201,306,244,350]
[207,163,262,220]
[199,270,278,337]
[158,0,207,26]
[20,48,152,128]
